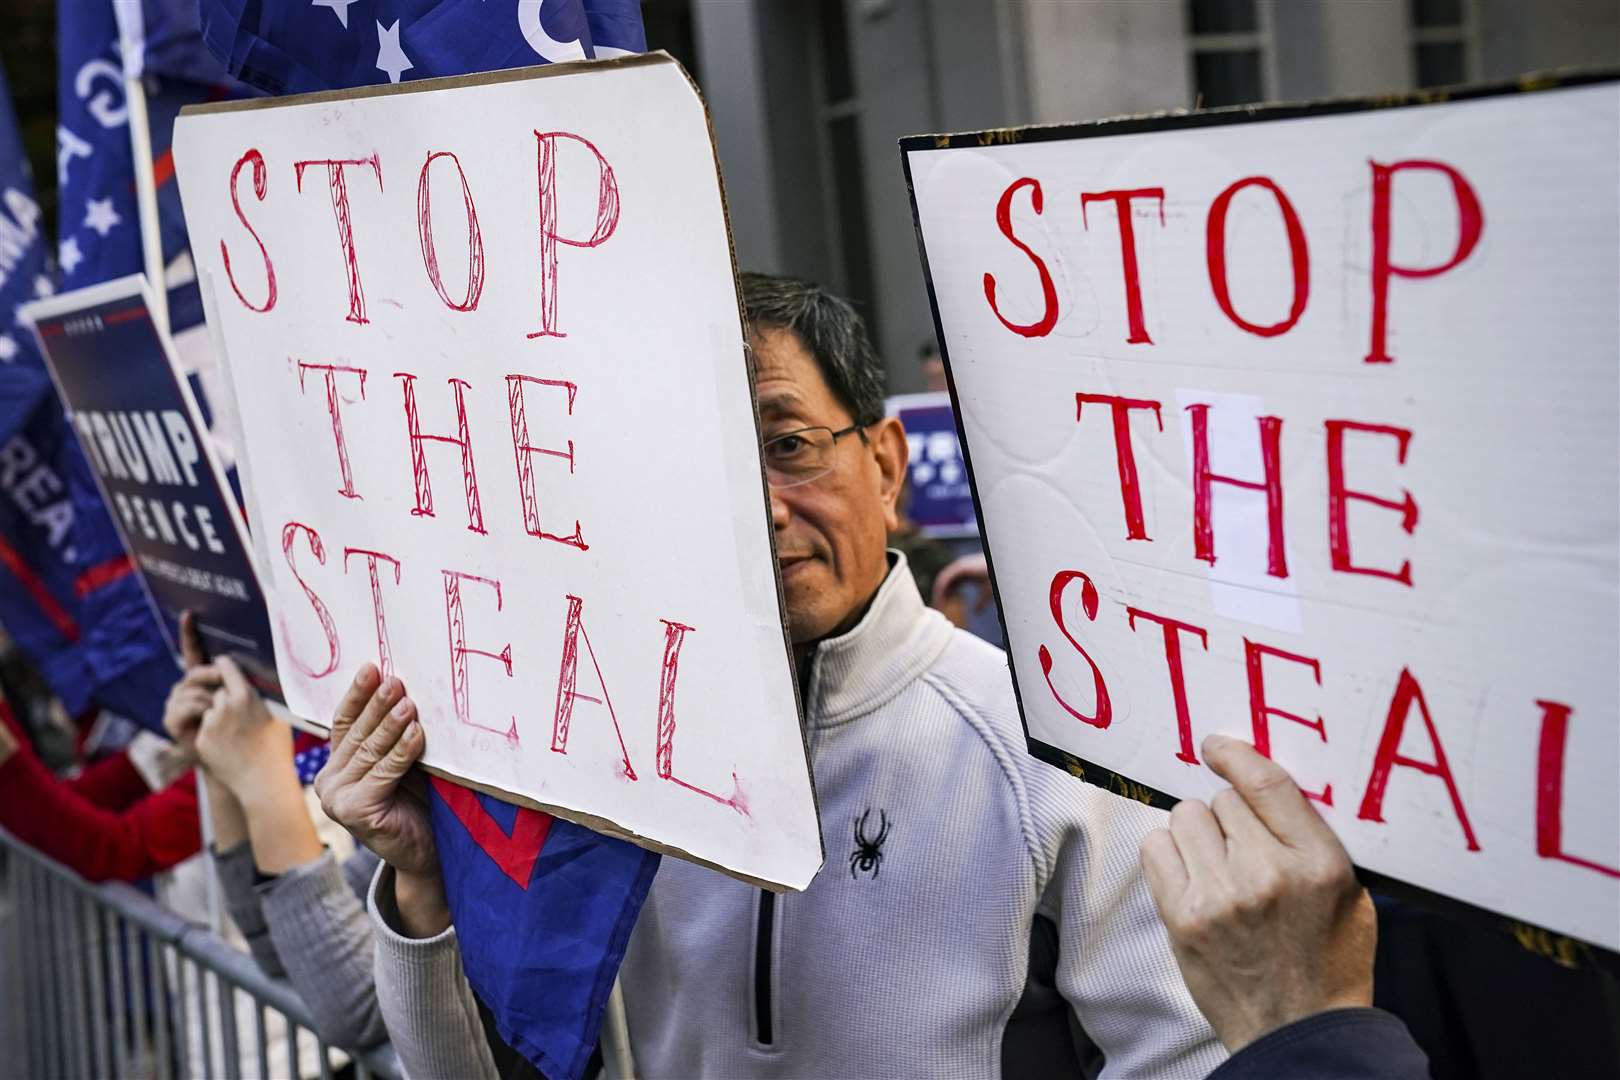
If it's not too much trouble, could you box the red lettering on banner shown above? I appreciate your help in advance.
[222,149,277,313]
[394,373,486,534]
[1206,176,1309,337]
[1533,700,1618,878]
[505,375,586,549]
[1364,159,1484,364]
[297,362,368,499]
[441,570,518,741]
[1038,569,1112,729]
[1244,639,1330,804]
[1356,668,1480,851]
[1081,187,1165,345]
[1127,607,1209,765]
[550,595,636,778]
[293,154,384,325]
[1076,392,1163,541]
[529,131,619,339]
[656,620,745,814]
[1325,420,1417,586]
[984,178,1059,338]
[417,150,485,312]
[344,548,402,680]
[280,522,340,678]
[1187,404,1288,578]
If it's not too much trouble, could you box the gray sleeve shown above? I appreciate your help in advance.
[213,841,286,978]
[342,846,383,902]
[368,861,500,1080]
[1033,778,1229,1079]
[258,849,387,1049]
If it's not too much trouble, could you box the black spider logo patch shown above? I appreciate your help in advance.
[849,809,890,879]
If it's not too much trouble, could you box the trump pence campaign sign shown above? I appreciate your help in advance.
[903,76,1620,955]
[173,55,822,890]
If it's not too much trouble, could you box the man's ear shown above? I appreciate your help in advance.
[869,416,909,532]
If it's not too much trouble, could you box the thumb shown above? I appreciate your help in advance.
[180,611,209,668]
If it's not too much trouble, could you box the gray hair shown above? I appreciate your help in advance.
[740,272,887,426]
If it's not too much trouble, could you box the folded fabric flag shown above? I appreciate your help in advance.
[429,778,660,1080]
[200,0,647,95]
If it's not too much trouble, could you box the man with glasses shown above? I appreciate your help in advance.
[318,274,1416,1078]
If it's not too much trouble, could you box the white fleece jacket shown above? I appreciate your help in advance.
[369,559,1226,1078]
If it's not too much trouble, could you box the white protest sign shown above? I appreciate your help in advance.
[904,79,1620,953]
[172,55,822,890]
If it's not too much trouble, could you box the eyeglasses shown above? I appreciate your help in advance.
[762,424,869,489]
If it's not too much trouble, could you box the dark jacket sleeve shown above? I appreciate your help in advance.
[1208,1008,1429,1080]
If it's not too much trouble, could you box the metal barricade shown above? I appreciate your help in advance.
[0,829,403,1080]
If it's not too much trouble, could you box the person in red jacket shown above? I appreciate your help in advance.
[0,690,203,882]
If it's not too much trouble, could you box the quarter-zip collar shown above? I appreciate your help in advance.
[803,551,954,729]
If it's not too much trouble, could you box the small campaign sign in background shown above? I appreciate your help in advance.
[887,391,977,539]
[904,78,1620,954]
[24,275,283,701]
[172,55,821,890]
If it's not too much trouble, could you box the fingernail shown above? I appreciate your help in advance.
[392,698,413,720]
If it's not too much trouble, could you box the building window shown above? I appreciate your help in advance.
[1410,0,1480,88]
[811,0,879,341]
[1186,0,1277,108]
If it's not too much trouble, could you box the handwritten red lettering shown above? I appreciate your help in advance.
[1039,569,1112,729]
[1206,176,1309,337]
[293,154,384,325]
[1356,667,1479,850]
[529,131,619,339]
[441,569,517,741]
[1244,639,1330,804]
[983,177,1058,338]
[550,594,636,778]
[1187,404,1287,578]
[505,375,586,549]
[417,150,485,312]
[222,149,276,313]
[297,362,368,500]
[1076,392,1163,541]
[1325,420,1417,586]
[280,522,339,679]
[394,372,486,534]
[1533,700,1619,879]
[1365,159,1484,364]
[1081,187,1165,345]
[1127,607,1208,765]
[344,547,401,680]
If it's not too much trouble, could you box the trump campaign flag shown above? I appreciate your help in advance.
[182,6,662,1075]
[0,51,176,730]
[199,0,646,94]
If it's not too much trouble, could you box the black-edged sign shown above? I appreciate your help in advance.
[901,74,1620,964]
[24,274,283,701]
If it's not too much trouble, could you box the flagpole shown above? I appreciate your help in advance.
[603,978,637,1078]
[123,72,170,337]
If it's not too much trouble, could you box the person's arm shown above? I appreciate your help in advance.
[0,742,202,881]
[258,849,388,1048]
[214,838,287,977]
[65,751,152,810]
[368,860,500,1079]
[1141,735,1429,1080]
[1035,778,1229,1078]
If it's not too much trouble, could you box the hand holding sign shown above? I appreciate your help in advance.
[163,612,220,759]
[1142,734,1375,1053]
[314,665,446,936]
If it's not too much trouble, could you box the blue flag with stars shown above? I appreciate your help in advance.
[1,50,178,729]
[200,0,646,95]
